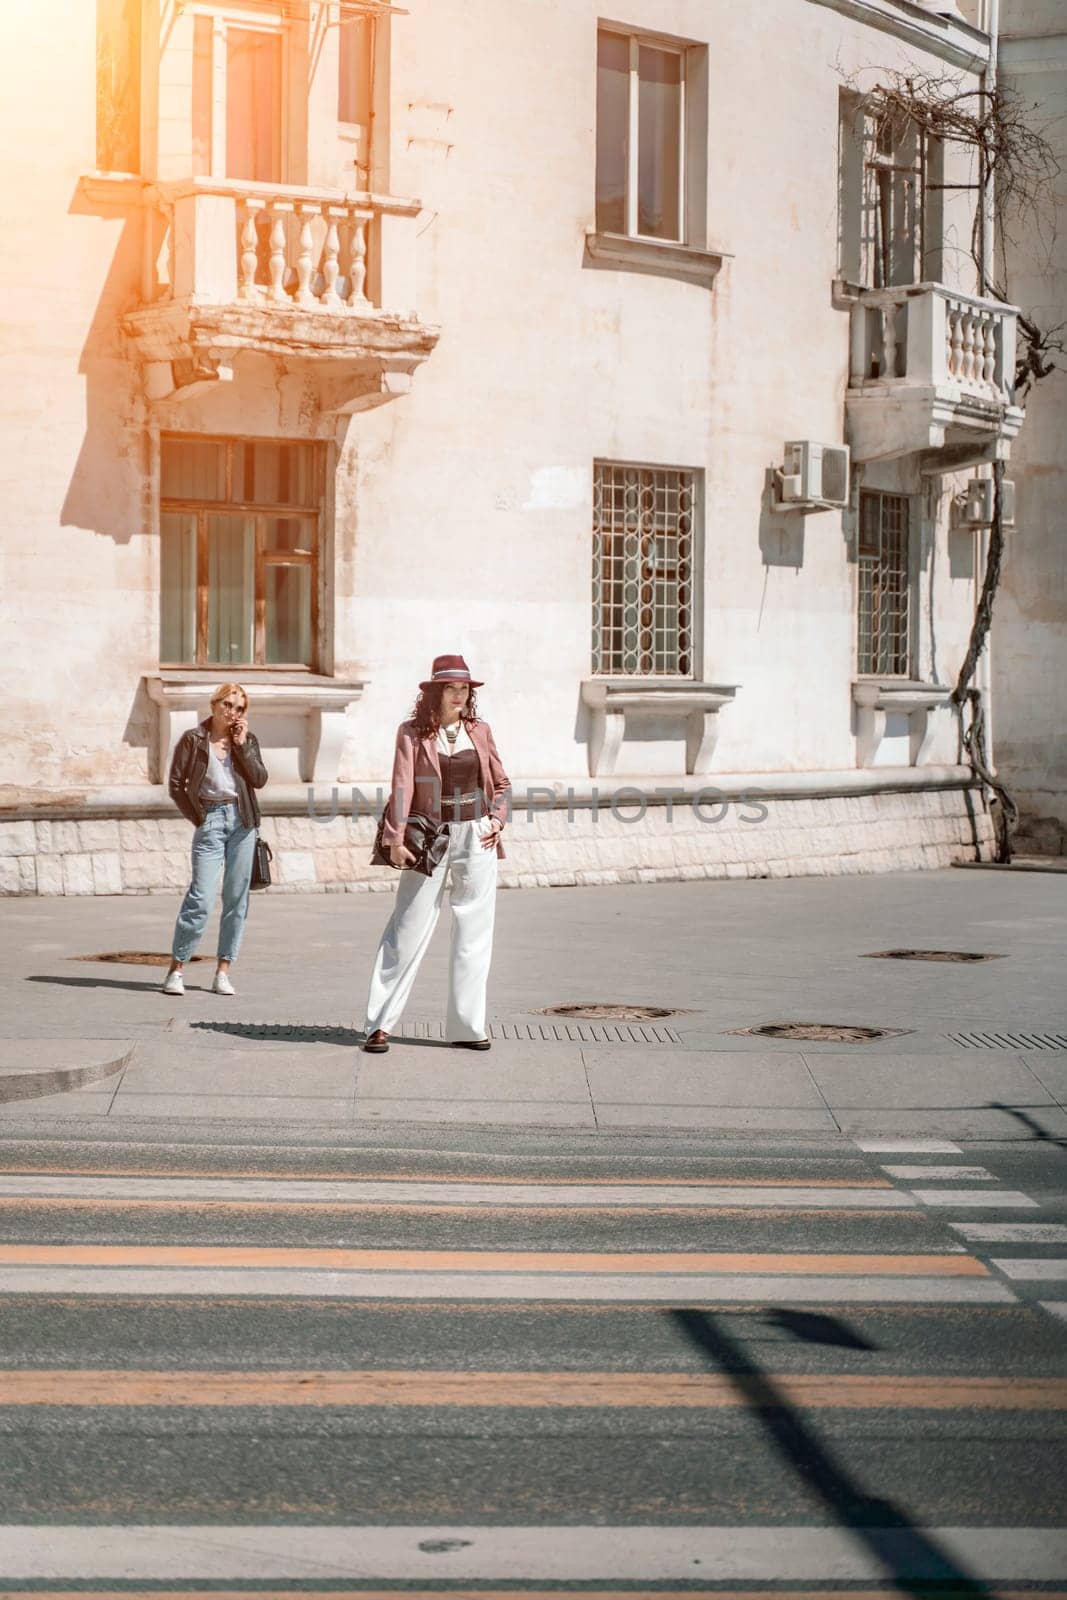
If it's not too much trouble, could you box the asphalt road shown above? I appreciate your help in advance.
[0,1123,1064,1588]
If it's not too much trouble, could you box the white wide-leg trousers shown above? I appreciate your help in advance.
[364,817,498,1042]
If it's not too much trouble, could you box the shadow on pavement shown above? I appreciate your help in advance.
[988,1100,1067,1150]
[669,1307,990,1594]
[763,1309,878,1351]
[188,1020,452,1050]
[26,974,169,994]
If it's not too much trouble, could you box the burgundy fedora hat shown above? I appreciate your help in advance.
[419,654,484,691]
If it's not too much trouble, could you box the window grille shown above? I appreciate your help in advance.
[592,464,695,676]
[857,490,911,676]
[159,435,323,670]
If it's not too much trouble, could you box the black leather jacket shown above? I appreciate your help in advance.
[167,719,268,829]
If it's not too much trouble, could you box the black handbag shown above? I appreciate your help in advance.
[371,811,449,877]
[250,833,273,891]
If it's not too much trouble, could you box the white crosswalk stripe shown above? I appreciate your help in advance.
[0,1523,1065,1582]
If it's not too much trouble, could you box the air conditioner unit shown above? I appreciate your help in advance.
[963,477,1015,527]
[776,441,850,511]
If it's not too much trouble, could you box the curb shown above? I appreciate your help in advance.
[0,1044,134,1106]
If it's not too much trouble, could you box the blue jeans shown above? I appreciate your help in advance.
[171,803,256,964]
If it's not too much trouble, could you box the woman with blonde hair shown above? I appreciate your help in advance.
[161,683,268,997]
[363,655,510,1053]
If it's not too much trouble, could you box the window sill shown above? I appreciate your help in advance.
[580,679,740,777]
[852,679,954,767]
[145,672,367,786]
[584,230,729,289]
[79,171,146,206]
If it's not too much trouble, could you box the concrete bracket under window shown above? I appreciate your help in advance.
[584,231,728,290]
[145,672,367,787]
[852,679,954,768]
[581,680,739,778]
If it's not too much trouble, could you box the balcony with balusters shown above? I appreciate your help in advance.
[845,283,1024,469]
[123,177,440,410]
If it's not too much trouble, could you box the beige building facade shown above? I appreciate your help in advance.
[994,0,1067,855]
[1,0,1035,895]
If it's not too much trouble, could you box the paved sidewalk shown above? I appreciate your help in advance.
[1,869,1065,1141]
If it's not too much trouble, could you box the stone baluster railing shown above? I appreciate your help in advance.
[943,294,1008,399]
[849,286,909,384]
[849,283,1016,405]
[145,177,423,328]
[234,193,380,313]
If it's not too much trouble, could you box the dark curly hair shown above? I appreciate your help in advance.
[411,683,479,738]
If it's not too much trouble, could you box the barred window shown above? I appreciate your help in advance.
[857,490,911,676]
[592,463,696,676]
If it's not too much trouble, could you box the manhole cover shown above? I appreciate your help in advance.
[71,952,208,966]
[864,949,1005,963]
[733,1022,908,1043]
[542,1003,674,1021]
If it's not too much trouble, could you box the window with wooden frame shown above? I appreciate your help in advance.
[839,92,944,289]
[159,436,324,670]
[857,489,912,677]
[596,28,687,243]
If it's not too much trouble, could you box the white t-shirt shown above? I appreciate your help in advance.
[199,743,239,804]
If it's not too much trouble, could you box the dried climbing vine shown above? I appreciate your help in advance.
[853,69,1061,861]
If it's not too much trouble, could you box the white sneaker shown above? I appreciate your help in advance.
[211,971,235,996]
[161,969,184,997]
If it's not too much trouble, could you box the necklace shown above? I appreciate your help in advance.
[444,722,460,746]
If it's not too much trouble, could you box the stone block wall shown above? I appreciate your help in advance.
[0,786,993,895]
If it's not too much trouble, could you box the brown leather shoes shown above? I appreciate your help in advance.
[363,1029,389,1053]
[453,1039,491,1051]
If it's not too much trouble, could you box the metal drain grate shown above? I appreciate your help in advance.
[864,950,1005,963]
[403,1019,683,1045]
[72,952,208,966]
[947,1029,1067,1050]
[731,1023,910,1043]
[543,1003,675,1021]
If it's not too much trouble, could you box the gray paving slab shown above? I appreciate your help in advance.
[108,1094,354,1122]
[118,1042,355,1097]
[833,1105,1067,1140]
[352,1098,597,1128]
[1019,1053,1067,1105]
[355,1049,589,1102]
[804,1052,1054,1109]
[0,1088,116,1118]
[594,1104,838,1132]
[580,1048,826,1107]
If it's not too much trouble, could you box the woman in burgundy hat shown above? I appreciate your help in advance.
[362,655,511,1053]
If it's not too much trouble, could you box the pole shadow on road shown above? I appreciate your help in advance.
[988,1101,1067,1150]
[669,1308,990,1594]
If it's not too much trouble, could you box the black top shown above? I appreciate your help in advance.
[439,747,483,821]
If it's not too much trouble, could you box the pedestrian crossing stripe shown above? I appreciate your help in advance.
[0,1267,1014,1303]
[0,1524,1063,1581]
[0,1174,909,1209]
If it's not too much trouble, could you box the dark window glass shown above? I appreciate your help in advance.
[637,46,681,240]
[596,31,629,235]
